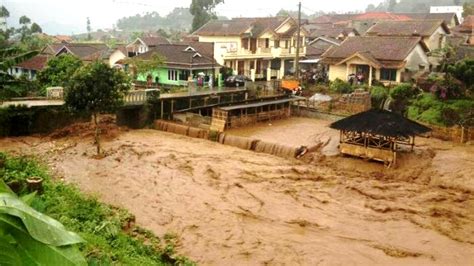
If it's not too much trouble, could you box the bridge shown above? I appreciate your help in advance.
[0,87,249,108]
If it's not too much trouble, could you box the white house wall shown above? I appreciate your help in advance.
[405,44,430,72]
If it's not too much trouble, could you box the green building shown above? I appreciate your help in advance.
[135,43,220,87]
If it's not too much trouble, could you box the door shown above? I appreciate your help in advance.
[250,39,257,54]
[238,60,245,75]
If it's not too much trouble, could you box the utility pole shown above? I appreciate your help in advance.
[294,1,302,80]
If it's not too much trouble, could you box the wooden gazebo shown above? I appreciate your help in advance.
[330,109,431,166]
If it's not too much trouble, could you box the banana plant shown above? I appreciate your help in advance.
[0,180,87,265]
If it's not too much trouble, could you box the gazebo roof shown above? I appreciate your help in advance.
[330,109,431,138]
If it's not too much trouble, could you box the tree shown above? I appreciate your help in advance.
[37,54,83,92]
[366,4,376,12]
[30,22,42,34]
[86,17,92,41]
[388,0,397,12]
[124,53,165,84]
[18,15,31,42]
[18,15,31,25]
[65,62,131,155]
[0,6,10,18]
[0,47,38,99]
[448,59,474,93]
[189,0,224,32]
[463,3,474,18]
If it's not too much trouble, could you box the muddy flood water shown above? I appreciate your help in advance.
[1,117,473,265]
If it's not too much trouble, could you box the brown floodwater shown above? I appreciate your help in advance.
[1,117,473,265]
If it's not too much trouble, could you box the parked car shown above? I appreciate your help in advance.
[225,75,251,87]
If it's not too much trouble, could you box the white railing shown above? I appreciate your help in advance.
[124,89,160,105]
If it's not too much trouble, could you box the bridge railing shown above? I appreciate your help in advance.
[124,89,160,105]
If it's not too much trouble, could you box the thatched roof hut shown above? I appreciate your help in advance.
[330,109,431,166]
[330,109,431,137]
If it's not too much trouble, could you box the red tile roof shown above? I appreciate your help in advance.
[16,55,49,71]
[354,12,411,21]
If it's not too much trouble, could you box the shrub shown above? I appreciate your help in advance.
[389,83,417,115]
[330,78,353,94]
[370,86,388,109]
[407,93,474,126]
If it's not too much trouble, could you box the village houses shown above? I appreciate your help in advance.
[191,16,308,81]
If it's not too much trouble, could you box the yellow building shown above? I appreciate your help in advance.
[192,16,308,81]
[322,36,430,86]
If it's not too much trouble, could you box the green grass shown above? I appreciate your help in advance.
[0,152,194,265]
[407,93,474,127]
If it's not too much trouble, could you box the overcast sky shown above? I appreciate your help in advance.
[2,0,384,34]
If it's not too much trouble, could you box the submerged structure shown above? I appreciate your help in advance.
[330,109,431,166]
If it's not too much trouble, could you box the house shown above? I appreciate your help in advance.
[365,20,450,52]
[53,35,73,43]
[430,6,463,23]
[351,12,412,34]
[396,13,460,28]
[108,45,127,67]
[192,16,308,81]
[322,36,430,86]
[134,43,220,87]
[54,43,110,63]
[304,24,358,42]
[8,55,48,80]
[452,15,474,46]
[126,36,170,57]
[305,37,341,61]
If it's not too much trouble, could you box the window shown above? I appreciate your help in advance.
[274,40,280,48]
[380,68,397,81]
[265,38,270,48]
[285,40,289,48]
[14,67,19,73]
[179,70,190,81]
[168,69,178,81]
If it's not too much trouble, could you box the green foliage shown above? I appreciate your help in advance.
[463,2,474,18]
[117,8,193,32]
[370,86,389,109]
[430,75,464,100]
[65,61,131,115]
[37,54,83,93]
[0,47,39,100]
[125,53,165,80]
[329,78,353,94]
[408,93,474,126]
[448,59,474,92]
[0,152,194,265]
[190,0,224,32]
[389,83,418,115]
[0,178,86,265]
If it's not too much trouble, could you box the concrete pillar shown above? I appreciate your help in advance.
[250,69,256,82]
[279,59,285,79]
[369,66,373,87]
[266,67,272,81]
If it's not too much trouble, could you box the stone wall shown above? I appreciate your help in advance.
[425,124,474,143]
